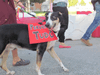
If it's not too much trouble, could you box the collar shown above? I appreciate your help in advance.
[53,30,57,33]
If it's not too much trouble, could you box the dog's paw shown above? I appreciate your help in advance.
[6,71,15,75]
[63,67,69,72]
[38,73,45,75]
[36,69,45,75]
[38,72,45,75]
[38,74,44,75]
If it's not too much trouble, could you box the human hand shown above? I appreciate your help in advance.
[17,1,25,12]
[20,6,25,12]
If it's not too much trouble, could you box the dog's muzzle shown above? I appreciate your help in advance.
[45,22,56,29]
[45,23,50,29]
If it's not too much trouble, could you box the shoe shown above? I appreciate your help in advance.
[81,39,93,46]
[13,59,30,66]
[59,45,71,48]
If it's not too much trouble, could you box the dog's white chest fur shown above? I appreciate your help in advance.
[47,33,58,49]
[47,40,57,49]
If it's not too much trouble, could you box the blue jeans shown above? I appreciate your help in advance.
[82,2,100,40]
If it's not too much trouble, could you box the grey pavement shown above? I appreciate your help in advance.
[0,37,100,75]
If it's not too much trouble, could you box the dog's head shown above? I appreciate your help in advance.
[45,11,62,32]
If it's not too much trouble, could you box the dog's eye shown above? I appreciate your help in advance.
[52,16,57,20]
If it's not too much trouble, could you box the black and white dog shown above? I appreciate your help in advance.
[0,12,69,75]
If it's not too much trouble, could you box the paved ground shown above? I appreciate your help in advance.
[0,37,100,75]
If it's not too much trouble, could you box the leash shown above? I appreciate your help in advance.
[24,11,46,25]
[24,11,45,22]
[18,6,46,22]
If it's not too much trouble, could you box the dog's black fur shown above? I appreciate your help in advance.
[0,24,47,55]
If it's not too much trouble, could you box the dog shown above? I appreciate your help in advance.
[0,11,69,75]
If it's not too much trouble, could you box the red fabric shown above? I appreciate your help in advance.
[77,11,92,15]
[92,26,100,37]
[0,0,16,25]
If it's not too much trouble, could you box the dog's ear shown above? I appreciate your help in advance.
[45,11,50,20]
[58,12,66,25]
[57,12,64,23]
[45,12,50,17]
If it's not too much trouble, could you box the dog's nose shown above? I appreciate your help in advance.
[45,23,50,28]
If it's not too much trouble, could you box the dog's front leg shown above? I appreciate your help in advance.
[47,47,69,72]
[36,49,45,75]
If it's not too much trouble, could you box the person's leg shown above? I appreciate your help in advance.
[12,49,30,66]
[11,46,30,66]
[53,7,71,48]
[12,49,20,65]
[81,11,100,46]
[58,26,71,48]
